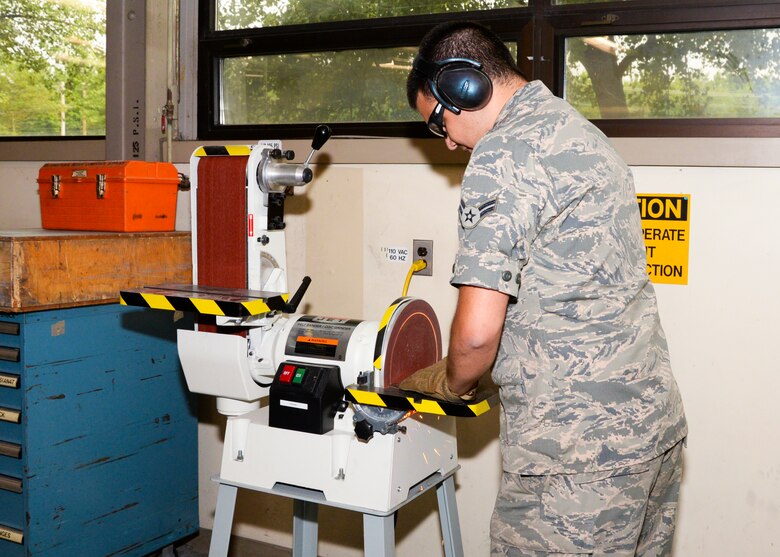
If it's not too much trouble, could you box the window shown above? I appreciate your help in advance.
[198,0,780,138]
[0,0,106,138]
[198,0,529,138]
[565,29,780,120]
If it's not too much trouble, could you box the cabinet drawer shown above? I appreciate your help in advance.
[0,407,20,425]
[0,321,19,336]
[0,348,19,363]
[0,373,20,390]
[0,441,21,460]
[0,488,24,529]
[0,523,23,547]
[0,422,22,446]
[0,475,22,495]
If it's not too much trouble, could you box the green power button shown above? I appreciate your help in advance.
[292,368,306,384]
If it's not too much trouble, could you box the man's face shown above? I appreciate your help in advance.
[416,91,483,152]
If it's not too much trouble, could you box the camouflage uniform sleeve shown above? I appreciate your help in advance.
[451,135,549,298]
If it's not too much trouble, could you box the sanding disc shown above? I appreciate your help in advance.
[377,298,442,387]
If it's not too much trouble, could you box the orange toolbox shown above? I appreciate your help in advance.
[37,161,181,232]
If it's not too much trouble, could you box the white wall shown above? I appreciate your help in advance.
[0,162,43,229]
[632,166,780,556]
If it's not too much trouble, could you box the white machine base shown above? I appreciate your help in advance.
[208,469,464,557]
[220,406,458,512]
[210,406,463,556]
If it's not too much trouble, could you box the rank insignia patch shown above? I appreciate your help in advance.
[459,198,497,229]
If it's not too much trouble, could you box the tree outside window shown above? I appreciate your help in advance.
[0,0,106,137]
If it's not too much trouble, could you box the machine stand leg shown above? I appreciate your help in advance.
[436,476,464,557]
[293,499,319,557]
[363,513,395,557]
[209,483,238,557]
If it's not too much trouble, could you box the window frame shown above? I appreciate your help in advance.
[544,1,780,137]
[198,0,780,139]
[197,0,532,139]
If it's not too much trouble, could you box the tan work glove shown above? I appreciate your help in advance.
[398,357,477,403]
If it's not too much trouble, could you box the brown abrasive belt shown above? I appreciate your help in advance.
[382,299,442,387]
[196,155,248,334]
[196,155,248,289]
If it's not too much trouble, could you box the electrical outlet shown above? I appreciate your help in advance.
[412,239,433,276]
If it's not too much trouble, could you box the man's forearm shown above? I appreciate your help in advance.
[446,285,509,395]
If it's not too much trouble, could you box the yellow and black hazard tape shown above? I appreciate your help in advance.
[345,384,498,418]
[372,297,409,371]
[119,288,288,317]
[192,145,253,157]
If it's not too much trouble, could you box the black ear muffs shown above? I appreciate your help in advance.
[413,56,493,114]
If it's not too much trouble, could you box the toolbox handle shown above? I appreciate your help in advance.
[51,174,61,198]
[96,173,107,198]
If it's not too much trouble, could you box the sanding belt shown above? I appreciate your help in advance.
[381,299,442,387]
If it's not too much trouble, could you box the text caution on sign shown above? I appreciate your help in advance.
[637,194,691,285]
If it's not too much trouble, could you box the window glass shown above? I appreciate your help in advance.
[564,29,780,119]
[0,0,106,137]
[215,0,527,30]
[553,0,634,4]
[219,43,518,126]
[221,48,420,125]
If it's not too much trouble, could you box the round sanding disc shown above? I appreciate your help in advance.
[380,298,442,387]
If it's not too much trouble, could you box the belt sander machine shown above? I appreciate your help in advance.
[121,127,495,523]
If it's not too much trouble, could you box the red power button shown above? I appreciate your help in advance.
[279,364,295,383]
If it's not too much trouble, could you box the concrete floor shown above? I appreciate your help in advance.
[171,529,293,557]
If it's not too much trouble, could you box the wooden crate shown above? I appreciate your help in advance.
[0,230,191,312]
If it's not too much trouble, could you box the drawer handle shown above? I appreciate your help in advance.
[0,374,19,389]
[0,322,19,336]
[0,407,20,424]
[0,441,21,459]
[0,474,22,494]
[0,347,19,363]
[0,524,23,544]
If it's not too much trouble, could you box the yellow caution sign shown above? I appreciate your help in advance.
[637,194,691,285]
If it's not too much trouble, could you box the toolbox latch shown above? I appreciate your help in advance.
[96,173,107,199]
[51,174,61,198]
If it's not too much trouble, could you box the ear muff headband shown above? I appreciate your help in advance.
[413,56,493,115]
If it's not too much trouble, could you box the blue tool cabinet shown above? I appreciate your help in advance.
[0,304,197,556]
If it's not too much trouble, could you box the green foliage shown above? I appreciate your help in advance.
[216,0,524,29]
[566,29,780,119]
[0,0,106,136]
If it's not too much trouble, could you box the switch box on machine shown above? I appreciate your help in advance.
[269,361,343,434]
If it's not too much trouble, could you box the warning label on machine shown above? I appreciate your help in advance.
[286,316,362,361]
[637,194,691,285]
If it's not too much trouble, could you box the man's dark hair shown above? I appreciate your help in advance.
[406,21,526,110]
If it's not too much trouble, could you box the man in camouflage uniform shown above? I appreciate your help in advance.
[401,21,687,556]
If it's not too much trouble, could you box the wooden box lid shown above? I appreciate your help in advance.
[0,229,192,312]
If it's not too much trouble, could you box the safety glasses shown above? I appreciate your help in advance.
[427,103,447,138]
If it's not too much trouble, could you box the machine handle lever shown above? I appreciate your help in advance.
[304,124,332,166]
[284,276,312,313]
[311,124,331,151]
